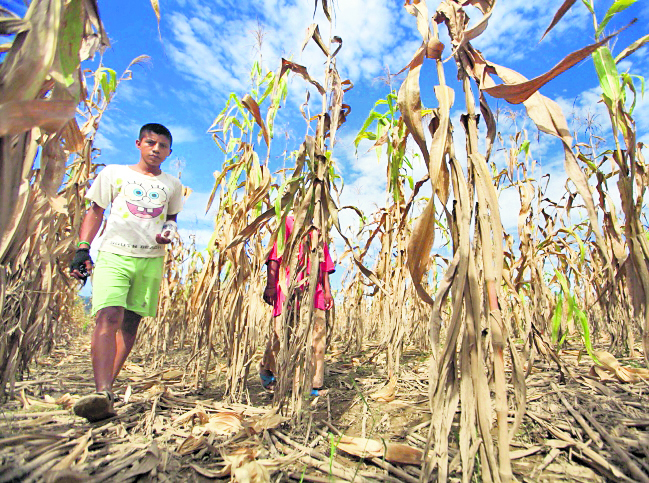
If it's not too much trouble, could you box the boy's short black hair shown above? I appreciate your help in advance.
[139,123,172,147]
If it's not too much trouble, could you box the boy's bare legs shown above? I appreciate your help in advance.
[113,309,142,381]
[92,306,141,392]
[92,307,122,391]
[260,308,327,391]
[261,316,281,378]
[312,309,327,388]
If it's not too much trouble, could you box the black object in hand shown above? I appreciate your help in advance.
[70,248,92,281]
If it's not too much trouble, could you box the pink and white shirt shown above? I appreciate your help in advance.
[267,216,335,317]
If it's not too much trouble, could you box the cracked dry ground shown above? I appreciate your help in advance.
[0,329,648,482]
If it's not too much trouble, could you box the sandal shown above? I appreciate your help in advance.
[259,370,276,391]
[310,387,328,397]
[73,390,116,422]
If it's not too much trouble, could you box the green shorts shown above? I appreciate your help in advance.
[91,252,164,317]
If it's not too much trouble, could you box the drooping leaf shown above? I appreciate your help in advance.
[596,0,636,39]
[615,33,649,63]
[483,33,614,104]
[241,94,270,147]
[540,0,577,41]
[279,58,325,95]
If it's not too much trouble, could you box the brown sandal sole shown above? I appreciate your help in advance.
[73,391,116,422]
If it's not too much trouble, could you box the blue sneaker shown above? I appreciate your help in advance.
[260,371,276,390]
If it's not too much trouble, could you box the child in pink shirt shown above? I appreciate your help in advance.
[260,216,335,395]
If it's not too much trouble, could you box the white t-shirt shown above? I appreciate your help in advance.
[86,165,184,258]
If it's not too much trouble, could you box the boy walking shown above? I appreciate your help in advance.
[260,215,335,396]
[70,123,183,422]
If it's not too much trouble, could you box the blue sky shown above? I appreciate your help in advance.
[5,0,649,291]
[79,0,649,290]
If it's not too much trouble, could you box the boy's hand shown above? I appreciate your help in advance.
[70,248,93,281]
[323,292,334,310]
[156,220,177,244]
[263,286,277,306]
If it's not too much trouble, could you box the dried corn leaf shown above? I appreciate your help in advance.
[190,463,230,478]
[0,100,76,136]
[120,441,160,480]
[233,460,271,483]
[337,436,385,459]
[397,50,429,167]
[177,435,205,455]
[541,0,577,41]
[245,409,287,434]
[172,406,210,426]
[385,442,424,465]
[241,94,270,147]
[52,429,92,471]
[591,351,649,383]
[161,369,183,380]
[204,411,243,435]
[46,470,87,483]
[279,58,325,95]
[483,34,613,104]
[370,375,397,402]
[337,435,424,466]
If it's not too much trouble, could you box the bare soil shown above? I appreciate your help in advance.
[0,329,648,482]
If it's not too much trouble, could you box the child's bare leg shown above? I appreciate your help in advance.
[261,316,281,376]
[312,309,327,388]
[91,306,124,392]
[112,310,142,382]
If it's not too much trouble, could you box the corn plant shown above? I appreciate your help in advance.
[0,0,114,398]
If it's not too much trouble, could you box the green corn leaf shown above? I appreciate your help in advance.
[596,0,636,39]
[615,33,649,64]
[555,270,571,297]
[226,137,240,153]
[621,73,645,114]
[574,305,596,361]
[581,0,595,16]
[58,0,83,88]
[222,115,235,135]
[552,294,564,345]
[107,68,117,94]
[592,46,622,105]
[354,111,383,148]
[99,72,109,102]
[354,132,377,143]
[259,78,275,105]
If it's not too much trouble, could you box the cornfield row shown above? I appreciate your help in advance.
[1,0,648,482]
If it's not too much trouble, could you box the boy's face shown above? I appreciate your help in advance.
[135,131,172,168]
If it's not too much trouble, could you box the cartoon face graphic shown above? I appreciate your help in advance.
[123,181,168,219]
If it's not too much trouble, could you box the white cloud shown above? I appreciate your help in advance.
[179,189,217,225]
[467,0,589,62]
[94,131,116,152]
[164,0,424,99]
[178,227,214,249]
[167,124,200,144]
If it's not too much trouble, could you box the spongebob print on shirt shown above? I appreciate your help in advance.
[124,180,168,220]
[85,165,184,258]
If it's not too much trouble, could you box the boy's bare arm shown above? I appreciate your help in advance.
[79,202,105,244]
[322,270,334,310]
[263,259,279,306]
